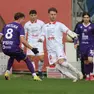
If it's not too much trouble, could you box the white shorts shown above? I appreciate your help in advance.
[48,47,67,65]
[27,42,44,56]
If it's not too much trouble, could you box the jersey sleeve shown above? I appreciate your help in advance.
[74,23,81,45]
[42,22,45,26]
[40,21,45,29]
[39,25,46,41]
[60,23,69,33]
[60,22,78,38]
[74,23,80,34]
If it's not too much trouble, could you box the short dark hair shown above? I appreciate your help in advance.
[82,12,90,17]
[29,10,37,15]
[48,7,58,13]
[14,12,25,20]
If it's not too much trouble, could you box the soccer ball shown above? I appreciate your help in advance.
[66,35,73,42]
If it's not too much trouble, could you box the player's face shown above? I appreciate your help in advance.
[19,17,25,24]
[49,11,57,22]
[30,14,37,22]
[83,15,90,24]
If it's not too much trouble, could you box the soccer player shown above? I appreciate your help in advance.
[24,10,45,78]
[0,12,41,81]
[38,7,83,82]
[74,12,94,81]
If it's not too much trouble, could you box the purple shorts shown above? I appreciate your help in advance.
[3,48,26,61]
[80,45,94,60]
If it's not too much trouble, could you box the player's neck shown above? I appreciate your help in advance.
[83,22,90,27]
[30,20,37,23]
[14,20,21,24]
[49,21,56,24]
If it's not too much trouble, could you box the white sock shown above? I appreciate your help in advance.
[56,64,77,80]
[32,61,36,70]
[61,61,79,74]
[38,60,44,72]
[6,70,10,74]
[86,75,89,78]
[32,73,37,77]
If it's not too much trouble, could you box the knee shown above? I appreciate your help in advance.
[28,55,34,61]
[58,59,68,67]
[88,57,93,63]
[84,60,89,64]
[58,58,65,64]
[40,59,44,62]
[39,56,44,62]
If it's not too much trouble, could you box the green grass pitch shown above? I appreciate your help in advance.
[0,74,94,94]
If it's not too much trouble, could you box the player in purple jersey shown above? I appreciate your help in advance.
[0,12,42,81]
[74,12,94,81]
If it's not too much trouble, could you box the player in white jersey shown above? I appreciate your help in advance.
[24,10,44,78]
[38,7,83,82]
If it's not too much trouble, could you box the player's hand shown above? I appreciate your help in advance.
[38,39,43,42]
[31,48,39,54]
[74,44,79,49]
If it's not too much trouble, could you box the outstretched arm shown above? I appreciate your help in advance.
[20,36,39,54]
[20,36,33,50]
[60,23,78,41]
[67,30,78,39]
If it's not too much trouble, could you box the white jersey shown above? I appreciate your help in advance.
[24,19,45,56]
[41,21,71,51]
[24,19,45,44]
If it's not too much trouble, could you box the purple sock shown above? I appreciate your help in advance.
[89,63,93,73]
[24,57,35,74]
[84,64,90,75]
[7,57,14,70]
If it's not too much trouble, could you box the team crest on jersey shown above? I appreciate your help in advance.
[80,26,83,29]
[88,26,92,29]
[29,24,31,26]
[46,25,49,27]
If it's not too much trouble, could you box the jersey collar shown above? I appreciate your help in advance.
[82,22,91,27]
[49,21,56,24]
[30,20,37,23]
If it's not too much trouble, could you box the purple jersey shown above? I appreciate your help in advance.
[0,22,25,52]
[74,23,94,59]
[75,23,94,48]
